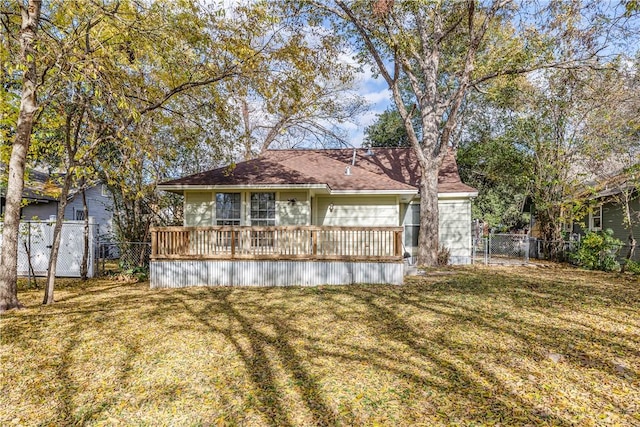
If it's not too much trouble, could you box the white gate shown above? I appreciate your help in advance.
[0,220,95,278]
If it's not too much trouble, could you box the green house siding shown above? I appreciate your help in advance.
[601,198,640,243]
[184,192,214,226]
[277,191,310,226]
[315,196,398,227]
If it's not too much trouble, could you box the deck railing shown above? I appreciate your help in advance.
[151,226,404,261]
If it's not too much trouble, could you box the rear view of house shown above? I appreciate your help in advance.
[152,148,477,287]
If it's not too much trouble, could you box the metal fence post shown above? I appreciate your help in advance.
[485,236,489,265]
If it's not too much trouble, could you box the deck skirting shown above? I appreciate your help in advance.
[150,259,404,288]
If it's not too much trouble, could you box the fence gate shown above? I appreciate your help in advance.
[473,234,529,265]
[0,220,96,278]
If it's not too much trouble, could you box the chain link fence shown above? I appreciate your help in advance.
[473,234,530,265]
[97,241,151,275]
[473,234,639,266]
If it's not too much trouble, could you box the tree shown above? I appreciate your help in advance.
[0,0,41,312]
[2,0,283,305]
[580,59,640,267]
[224,6,366,159]
[310,0,610,266]
[363,108,413,148]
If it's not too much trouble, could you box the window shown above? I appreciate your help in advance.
[250,192,276,226]
[590,206,603,231]
[403,204,420,249]
[75,210,86,221]
[215,193,241,225]
[101,184,109,197]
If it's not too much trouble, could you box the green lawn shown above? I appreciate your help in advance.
[1,266,639,426]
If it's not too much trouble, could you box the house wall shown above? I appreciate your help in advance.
[315,195,398,226]
[184,191,214,226]
[21,184,114,241]
[438,198,473,264]
[600,198,640,243]
[277,191,310,226]
[21,201,57,221]
[64,185,114,240]
[183,190,312,226]
[401,197,473,265]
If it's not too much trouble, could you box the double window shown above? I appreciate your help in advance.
[215,193,241,225]
[214,192,276,226]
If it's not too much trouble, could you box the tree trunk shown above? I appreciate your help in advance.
[0,0,42,313]
[43,174,73,305]
[80,187,90,280]
[621,193,636,273]
[416,162,440,266]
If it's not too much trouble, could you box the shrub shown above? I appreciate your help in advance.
[571,229,623,272]
[437,245,451,266]
[624,259,640,275]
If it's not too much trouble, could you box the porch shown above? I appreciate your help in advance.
[150,226,405,287]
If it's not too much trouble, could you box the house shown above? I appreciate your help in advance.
[151,148,477,287]
[0,170,115,242]
[576,176,640,249]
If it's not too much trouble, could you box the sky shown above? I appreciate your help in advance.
[219,0,394,148]
[342,58,393,147]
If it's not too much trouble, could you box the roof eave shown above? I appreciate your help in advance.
[157,183,331,193]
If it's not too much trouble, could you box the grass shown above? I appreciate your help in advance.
[1,266,639,426]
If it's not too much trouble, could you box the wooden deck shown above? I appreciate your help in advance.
[151,226,404,262]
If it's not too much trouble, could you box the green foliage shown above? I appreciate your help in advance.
[363,108,414,148]
[572,229,623,272]
[624,259,640,275]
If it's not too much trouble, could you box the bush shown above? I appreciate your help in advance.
[571,229,623,272]
[437,245,451,266]
[624,259,640,275]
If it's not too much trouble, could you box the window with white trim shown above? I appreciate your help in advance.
[403,204,420,249]
[250,192,276,226]
[589,206,602,231]
[215,193,241,225]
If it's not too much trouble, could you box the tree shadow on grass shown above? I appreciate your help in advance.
[162,288,341,427]
[4,268,639,425]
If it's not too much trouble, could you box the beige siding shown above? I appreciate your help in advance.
[277,191,310,226]
[438,198,472,263]
[316,196,398,226]
[184,191,213,226]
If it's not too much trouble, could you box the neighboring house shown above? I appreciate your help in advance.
[0,170,115,242]
[525,172,640,247]
[576,180,640,245]
[1,170,58,218]
[151,148,477,287]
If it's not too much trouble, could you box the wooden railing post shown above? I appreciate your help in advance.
[151,228,157,257]
[231,229,236,259]
[312,229,317,257]
[395,230,403,257]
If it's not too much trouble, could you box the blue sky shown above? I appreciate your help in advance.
[349,68,392,146]
[337,53,393,147]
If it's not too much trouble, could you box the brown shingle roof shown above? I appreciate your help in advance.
[159,148,476,194]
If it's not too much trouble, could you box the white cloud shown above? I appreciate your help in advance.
[336,51,395,146]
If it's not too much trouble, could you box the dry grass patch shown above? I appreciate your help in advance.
[1,266,639,426]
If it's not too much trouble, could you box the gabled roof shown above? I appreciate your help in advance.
[159,148,477,195]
